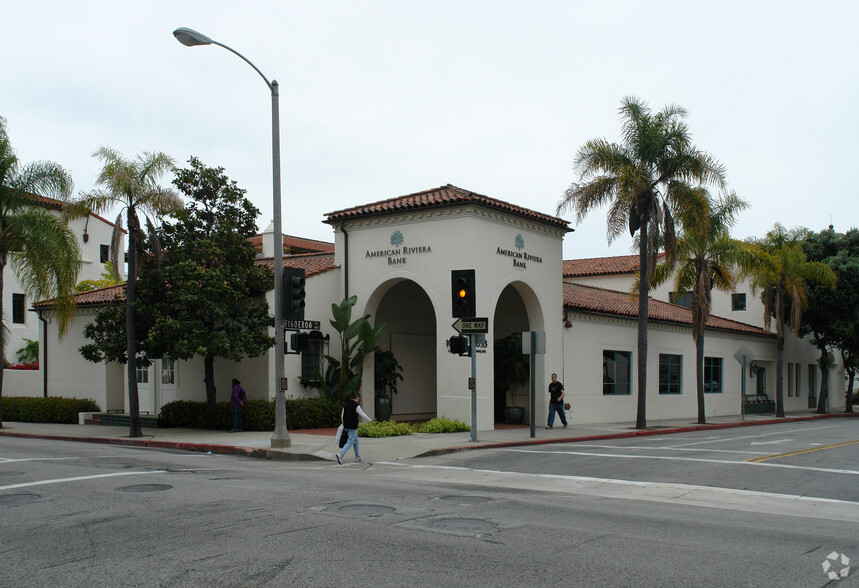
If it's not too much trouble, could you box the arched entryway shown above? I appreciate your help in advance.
[493,283,532,423]
[372,279,438,421]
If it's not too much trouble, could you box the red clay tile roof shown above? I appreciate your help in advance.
[562,253,665,278]
[324,184,571,230]
[255,253,337,278]
[563,282,773,337]
[249,234,334,254]
[33,284,127,308]
[35,254,337,308]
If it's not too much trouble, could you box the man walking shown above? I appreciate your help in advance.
[546,373,567,429]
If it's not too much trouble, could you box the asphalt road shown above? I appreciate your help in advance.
[1,420,857,587]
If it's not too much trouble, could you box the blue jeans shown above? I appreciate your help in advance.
[338,428,360,460]
[231,405,243,432]
[548,401,567,427]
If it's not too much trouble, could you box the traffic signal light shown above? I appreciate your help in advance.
[448,335,470,356]
[283,267,306,320]
[451,269,475,318]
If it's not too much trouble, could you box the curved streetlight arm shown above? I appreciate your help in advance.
[173,27,274,92]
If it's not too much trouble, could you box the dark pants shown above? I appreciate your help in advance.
[548,401,567,427]
[231,405,243,432]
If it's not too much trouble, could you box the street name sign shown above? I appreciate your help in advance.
[285,319,321,330]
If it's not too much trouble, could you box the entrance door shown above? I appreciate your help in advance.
[756,368,767,397]
[807,364,817,408]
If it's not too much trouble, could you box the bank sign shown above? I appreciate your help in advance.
[365,230,433,266]
[497,234,542,269]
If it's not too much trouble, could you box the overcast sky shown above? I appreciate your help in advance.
[3,1,856,260]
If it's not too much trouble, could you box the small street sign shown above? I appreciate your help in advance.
[452,317,489,334]
[280,377,289,391]
[285,319,321,331]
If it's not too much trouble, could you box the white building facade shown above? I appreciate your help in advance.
[32,185,849,426]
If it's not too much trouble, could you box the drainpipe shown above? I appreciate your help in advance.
[340,220,349,299]
[36,309,48,398]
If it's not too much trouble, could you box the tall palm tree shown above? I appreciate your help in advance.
[746,224,836,417]
[0,117,81,428]
[648,189,759,423]
[557,97,727,429]
[68,147,181,437]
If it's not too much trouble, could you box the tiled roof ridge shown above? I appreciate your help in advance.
[564,281,772,337]
[324,184,570,229]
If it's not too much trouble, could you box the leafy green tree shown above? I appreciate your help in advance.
[746,224,836,417]
[557,97,727,428]
[649,189,761,423]
[800,227,859,413]
[70,147,181,437]
[139,157,274,405]
[0,117,80,428]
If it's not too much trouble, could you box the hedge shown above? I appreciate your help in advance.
[1,396,101,424]
[158,397,342,431]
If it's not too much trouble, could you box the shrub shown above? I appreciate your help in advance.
[2,397,100,424]
[158,397,341,431]
[358,420,414,438]
[414,417,470,434]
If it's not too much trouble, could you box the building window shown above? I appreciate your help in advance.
[669,292,692,307]
[603,350,631,395]
[12,293,26,324]
[732,293,746,311]
[659,353,682,394]
[795,363,802,398]
[787,362,794,397]
[100,244,110,263]
[161,357,175,385]
[808,364,817,401]
[704,357,723,393]
[136,363,149,384]
[300,337,325,382]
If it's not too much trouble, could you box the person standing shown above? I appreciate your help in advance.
[336,391,371,464]
[230,378,247,433]
[546,373,567,429]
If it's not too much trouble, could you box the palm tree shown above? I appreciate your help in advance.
[0,117,81,428]
[648,189,759,423]
[745,224,836,417]
[557,97,727,429]
[68,147,181,437]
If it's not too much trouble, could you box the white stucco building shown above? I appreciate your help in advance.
[30,185,848,425]
[4,195,124,397]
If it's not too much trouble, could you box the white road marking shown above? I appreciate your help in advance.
[503,448,859,475]
[375,461,859,508]
[575,443,768,456]
[656,424,839,448]
[750,439,793,445]
[0,470,167,491]
[0,457,82,463]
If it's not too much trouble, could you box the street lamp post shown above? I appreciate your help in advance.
[174,27,290,448]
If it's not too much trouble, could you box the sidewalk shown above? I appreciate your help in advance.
[1,411,855,463]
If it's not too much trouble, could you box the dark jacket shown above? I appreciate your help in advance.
[343,399,360,429]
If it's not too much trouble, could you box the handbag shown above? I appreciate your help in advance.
[339,426,349,448]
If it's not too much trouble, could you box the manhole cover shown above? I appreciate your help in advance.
[116,484,173,493]
[338,504,396,516]
[440,495,494,505]
[430,517,497,533]
[0,493,40,506]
